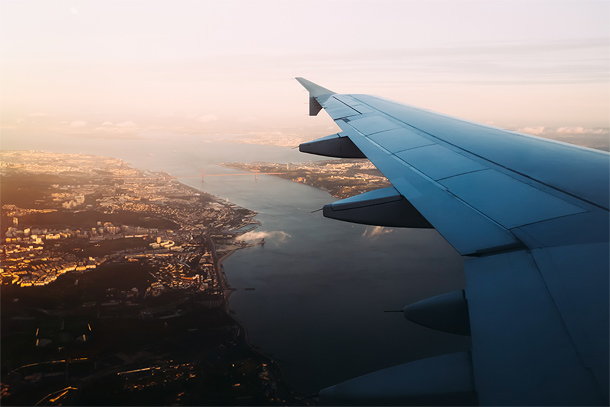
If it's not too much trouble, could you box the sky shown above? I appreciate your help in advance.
[1,0,609,149]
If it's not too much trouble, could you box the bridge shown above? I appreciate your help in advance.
[200,169,284,181]
[115,169,285,182]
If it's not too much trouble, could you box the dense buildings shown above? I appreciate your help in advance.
[1,150,260,295]
[0,151,299,406]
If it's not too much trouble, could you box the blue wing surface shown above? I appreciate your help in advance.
[296,77,609,405]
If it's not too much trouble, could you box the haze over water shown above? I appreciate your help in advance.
[2,133,467,393]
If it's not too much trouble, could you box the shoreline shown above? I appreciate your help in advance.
[1,149,306,404]
[215,239,307,403]
[174,174,308,402]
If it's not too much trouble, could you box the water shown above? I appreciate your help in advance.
[2,132,469,394]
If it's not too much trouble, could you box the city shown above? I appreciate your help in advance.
[1,150,262,292]
[0,150,393,405]
[0,150,298,405]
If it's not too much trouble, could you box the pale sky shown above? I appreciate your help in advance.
[1,0,609,147]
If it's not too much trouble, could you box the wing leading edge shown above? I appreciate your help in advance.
[296,78,609,405]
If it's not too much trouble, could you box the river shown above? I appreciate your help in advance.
[2,132,470,394]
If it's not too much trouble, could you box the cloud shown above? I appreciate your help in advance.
[515,126,609,151]
[555,127,608,135]
[90,120,140,138]
[361,226,393,239]
[116,121,137,127]
[236,230,291,244]
[69,120,87,127]
[517,126,546,135]
[517,126,609,136]
[94,121,137,131]
[197,114,218,123]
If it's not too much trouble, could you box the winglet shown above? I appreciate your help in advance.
[295,77,335,116]
[295,77,336,98]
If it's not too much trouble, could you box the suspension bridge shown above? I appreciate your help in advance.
[115,169,285,182]
[200,169,285,181]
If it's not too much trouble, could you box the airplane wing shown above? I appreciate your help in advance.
[296,77,609,406]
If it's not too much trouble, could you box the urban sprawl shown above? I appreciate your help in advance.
[1,151,260,297]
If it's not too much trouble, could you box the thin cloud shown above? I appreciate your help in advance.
[197,114,218,123]
[362,226,393,239]
[517,126,609,136]
[236,230,291,244]
[69,120,87,127]
[91,120,140,138]
[116,121,137,127]
[555,127,608,135]
[516,126,610,151]
[517,126,546,135]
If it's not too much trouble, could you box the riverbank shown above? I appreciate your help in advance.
[177,176,313,404]
[213,239,315,404]
[226,292,309,404]
[0,150,313,405]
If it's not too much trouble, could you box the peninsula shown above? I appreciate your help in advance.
[222,159,392,198]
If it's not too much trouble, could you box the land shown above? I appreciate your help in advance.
[222,159,392,198]
[0,151,304,406]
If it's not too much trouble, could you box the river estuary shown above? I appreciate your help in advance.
[3,133,470,394]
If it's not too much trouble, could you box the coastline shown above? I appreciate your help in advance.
[1,150,307,405]
[174,177,308,403]
[215,237,307,403]
[215,239,309,401]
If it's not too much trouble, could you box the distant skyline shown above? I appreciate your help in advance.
[1,0,608,149]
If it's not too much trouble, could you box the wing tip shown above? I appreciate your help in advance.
[295,77,336,98]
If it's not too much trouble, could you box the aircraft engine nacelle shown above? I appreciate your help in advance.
[404,290,471,336]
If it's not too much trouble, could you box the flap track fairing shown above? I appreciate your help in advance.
[319,352,477,406]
